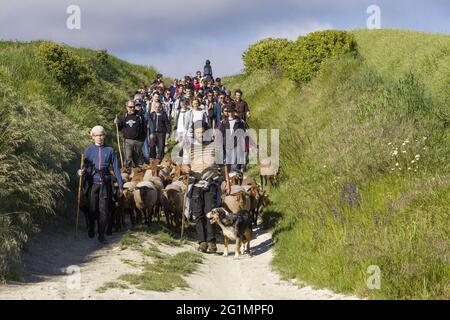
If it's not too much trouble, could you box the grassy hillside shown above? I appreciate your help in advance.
[224,29,449,299]
[0,41,157,279]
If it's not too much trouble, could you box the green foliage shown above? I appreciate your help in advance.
[224,29,450,299]
[36,42,93,91]
[242,38,292,74]
[0,76,87,279]
[242,30,357,84]
[281,30,357,83]
[119,250,203,292]
[0,40,158,279]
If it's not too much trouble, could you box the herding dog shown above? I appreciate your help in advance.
[206,208,253,258]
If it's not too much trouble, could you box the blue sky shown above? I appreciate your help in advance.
[0,0,449,77]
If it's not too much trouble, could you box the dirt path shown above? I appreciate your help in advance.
[0,225,357,300]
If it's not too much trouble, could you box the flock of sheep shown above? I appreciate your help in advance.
[113,159,272,234]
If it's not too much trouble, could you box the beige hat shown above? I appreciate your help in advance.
[90,125,106,137]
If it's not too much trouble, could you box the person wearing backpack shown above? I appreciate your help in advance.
[114,100,147,168]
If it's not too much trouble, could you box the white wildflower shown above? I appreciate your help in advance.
[411,160,415,164]
[396,163,400,167]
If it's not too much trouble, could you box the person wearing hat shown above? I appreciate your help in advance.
[214,77,226,94]
[134,98,145,116]
[78,126,124,244]
[114,100,147,168]
[221,103,248,173]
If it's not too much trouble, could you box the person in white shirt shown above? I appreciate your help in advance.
[185,98,209,143]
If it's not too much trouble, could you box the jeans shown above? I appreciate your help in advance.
[124,139,144,168]
[150,132,167,160]
[142,136,150,164]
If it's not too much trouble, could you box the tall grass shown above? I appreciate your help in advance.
[0,40,157,279]
[224,29,450,299]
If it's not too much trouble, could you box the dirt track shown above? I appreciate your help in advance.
[0,224,357,300]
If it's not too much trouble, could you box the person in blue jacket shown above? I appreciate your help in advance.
[78,126,124,244]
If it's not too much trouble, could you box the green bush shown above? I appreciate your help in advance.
[88,49,119,83]
[242,38,292,74]
[36,42,93,91]
[280,30,357,83]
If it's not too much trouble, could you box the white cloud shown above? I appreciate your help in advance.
[0,0,447,77]
[256,21,334,40]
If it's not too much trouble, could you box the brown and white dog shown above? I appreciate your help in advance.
[206,208,253,258]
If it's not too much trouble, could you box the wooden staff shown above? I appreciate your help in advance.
[76,153,84,236]
[180,173,189,241]
[115,114,124,167]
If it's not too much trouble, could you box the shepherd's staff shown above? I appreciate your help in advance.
[180,171,189,241]
[115,114,124,167]
[76,153,84,236]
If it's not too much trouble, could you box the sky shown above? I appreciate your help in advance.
[0,0,449,77]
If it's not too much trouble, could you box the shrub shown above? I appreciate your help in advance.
[242,38,292,74]
[36,42,93,91]
[88,49,119,83]
[280,30,357,84]
[0,76,88,279]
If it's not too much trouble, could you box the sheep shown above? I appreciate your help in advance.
[161,179,187,229]
[222,185,251,214]
[241,178,260,226]
[158,165,173,187]
[142,174,164,222]
[133,181,158,225]
[130,167,145,183]
[121,181,137,225]
[120,167,131,183]
[260,158,280,190]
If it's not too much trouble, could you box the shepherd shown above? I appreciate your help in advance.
[77,126,124,244]
[182,120,231,253]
